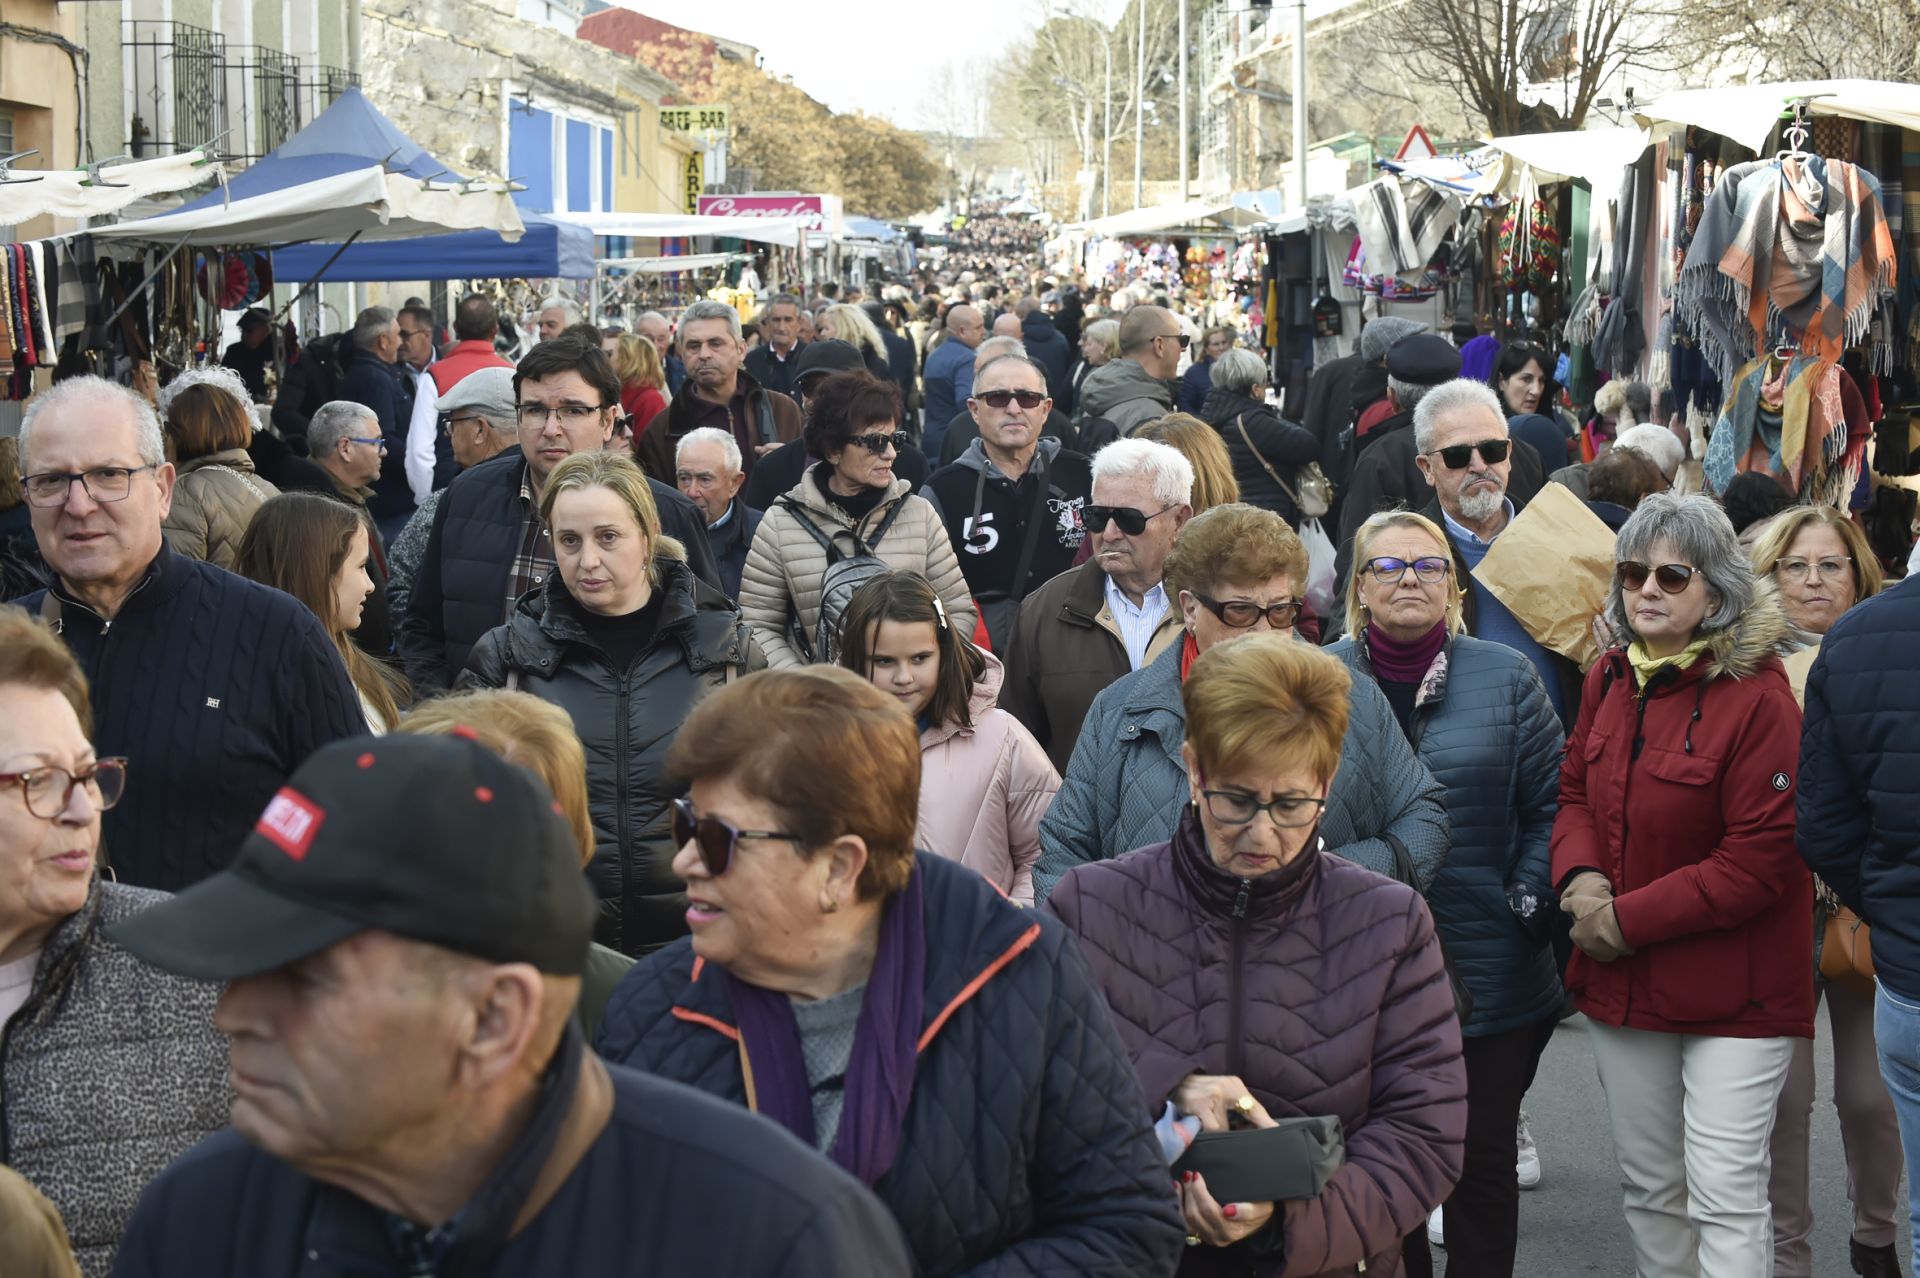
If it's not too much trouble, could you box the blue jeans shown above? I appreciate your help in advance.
[1873,981,1920,1243]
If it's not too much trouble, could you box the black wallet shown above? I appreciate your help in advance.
[1170,1116,1346,1203]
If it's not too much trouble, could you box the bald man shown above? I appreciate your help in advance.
[923,303,986,459]
[1077,305,1182,436]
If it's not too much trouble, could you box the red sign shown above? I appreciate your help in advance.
[697,193,828,229]
[1395,125,1438,162]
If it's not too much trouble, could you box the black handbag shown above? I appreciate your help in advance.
[1170,1117,1346,1203]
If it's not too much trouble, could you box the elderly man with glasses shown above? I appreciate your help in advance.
[1076,305,1185,436]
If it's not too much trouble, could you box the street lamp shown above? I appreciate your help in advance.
[1103,32,1113,217]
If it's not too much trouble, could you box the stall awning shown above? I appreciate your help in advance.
[601,251,746,274]
[1478,128,1650,192]
[1063,200,1266,238]
[1635,79,1920,155]
[272,211,590,282]
[0,152,224,227]
[544,211,803,248]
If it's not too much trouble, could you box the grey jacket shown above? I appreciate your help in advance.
[1033,638,1450,903]
[3,881,229,1277]
[1075,358,1174,436]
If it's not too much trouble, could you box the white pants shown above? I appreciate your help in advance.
[1586,1021,1795,1278]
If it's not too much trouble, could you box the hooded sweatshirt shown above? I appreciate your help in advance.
[917,651,1061,904]
[1076,358,1174,436]
[922,437,1092,606]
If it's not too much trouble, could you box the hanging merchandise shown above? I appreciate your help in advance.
[1351,175,1456,278]
[1312,292,1344,337]
[1592,150,1655,375]
[1704,352,1870,505]
[1496,167,1562,292]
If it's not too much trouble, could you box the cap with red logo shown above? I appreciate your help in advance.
[108,735,596,981]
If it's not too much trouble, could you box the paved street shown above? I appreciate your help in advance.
[1477,1015,1914,1277]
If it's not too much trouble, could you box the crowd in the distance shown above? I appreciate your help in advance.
[0,253,1916,1278]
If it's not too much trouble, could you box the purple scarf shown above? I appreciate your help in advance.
[1365,621,1446,684]
[718,862,927,1187]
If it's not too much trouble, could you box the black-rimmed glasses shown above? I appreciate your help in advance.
[1201,788,1325,829]
[1364,556,1452,584]
[517,402,608,427]
[1192,593,1301,630]
[672,798,802,876]
[21,466,155,508]
[0,758,128,818]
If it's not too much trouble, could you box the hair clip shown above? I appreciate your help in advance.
[932,596,949,631]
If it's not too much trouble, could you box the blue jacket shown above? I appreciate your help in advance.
[340,348,415,526]
[1176,359,1213,414]
[113,1028,910,1277]
[1800,577,1920,1001]
[596,852,1186,1278]
[921,339,977,459]
[1034,638,1450,903]
[1331,633,1565,1037]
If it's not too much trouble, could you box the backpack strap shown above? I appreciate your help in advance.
[859,493,909,552]
[1008,452,1053,601]
[777,498,848,564]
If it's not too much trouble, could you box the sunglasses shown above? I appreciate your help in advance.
[849,431,908,454]
[1155,331,1190,349]
[1616,561,1698,594]
[671,798,801,876]
[974,388,1048,409]
[1193,592,1301,630]
[1430,439,1511,469]
[1083,503,1178,536]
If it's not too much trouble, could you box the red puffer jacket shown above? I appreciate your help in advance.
[1047,807,1466,1277]
[1551,591,1814,1039]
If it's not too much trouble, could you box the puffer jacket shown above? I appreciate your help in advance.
[2,880,229,1278]
[1046,808,1468,1277]
[159,449,280,571]
[918,651,1061,904]
[739,466,976,668]
[1331,633,1564,1037]
[1198,387,1320,524]
[1034,638,1450,904]
[459,557,763,956]
[1551,587,1814,1038]
[1077,358,1174,437]
[595,851,1187,1277]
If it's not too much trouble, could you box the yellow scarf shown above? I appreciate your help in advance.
[1627,638,1712,688]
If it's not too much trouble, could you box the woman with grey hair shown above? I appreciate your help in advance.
[1197,346,1321,523]
[1550,492,1812,1278]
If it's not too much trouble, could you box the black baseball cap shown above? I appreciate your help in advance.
[794,338,865,386]
[108,736,596,980]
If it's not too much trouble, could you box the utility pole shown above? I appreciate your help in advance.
[1178,0,1189,201]
[1103,34,1113,217]
[1133,0,1145,208]
[1292,0,1308,209]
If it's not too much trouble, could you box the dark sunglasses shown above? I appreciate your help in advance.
[1193,592,1301,630]
[1082,503,1178,536]
[1616,561,1698,594]
[850,431,908,453]
[1155,331,1190,349]
[974,388,1048,409]
[671,798,801,876]
[1430,439,1511,470]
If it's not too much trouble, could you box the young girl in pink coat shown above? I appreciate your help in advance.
[840,571,1060,903]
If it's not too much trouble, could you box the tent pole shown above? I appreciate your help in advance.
[271,230,366,325]
[103,234,194,331]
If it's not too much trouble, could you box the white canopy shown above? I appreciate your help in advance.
[1063,199,1265,238]
[0,152,225,227]
[1635,79,1920,155]
[600,251,745,274]
[544,211,802,248]
[1479,128,1651,192]
[89,166,523,247]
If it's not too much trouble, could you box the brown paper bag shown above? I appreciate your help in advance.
[1471,482,1617,671]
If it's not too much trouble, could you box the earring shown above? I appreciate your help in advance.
[819,895,840,915]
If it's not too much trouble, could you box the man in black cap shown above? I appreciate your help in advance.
[109,735,912,1277]
[742,339,934,511]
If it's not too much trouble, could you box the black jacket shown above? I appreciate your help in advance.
[112,1027,911,1278]
[340,348,415,527]
[269,335,348,441]
[396,450,719,691]
[743,342,801,404]
[922,439,1091,611]
[1302,351,1366,488]
[1198,385,1322,523]
[702,500,764,601]
[1021,311,1073,410]
[460,559,761,956]
[879,327,919,418]
[596,851,1187,1278]
[15,545,363,891]
[742,435,930,513]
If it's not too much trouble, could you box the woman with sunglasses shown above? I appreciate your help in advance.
[462,451,763,958]
[741,371,976,667]
[1033,503,1447,903]
[1552,492,1811,1278]
[1332,510,1564,1277]
[0,607,229,1276]
[595,665,1187,1276]
[1046,634,1467,1272]
[838,570,1059,904]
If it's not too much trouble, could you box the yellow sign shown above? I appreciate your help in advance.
[660,105,730,133]
[683,151,704,213]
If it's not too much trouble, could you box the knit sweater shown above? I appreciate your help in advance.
[15,545,365,891]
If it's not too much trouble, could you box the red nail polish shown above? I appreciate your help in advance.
[1223,1204,1238,1219]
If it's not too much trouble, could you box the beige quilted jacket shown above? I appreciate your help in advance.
[739,467,977,668]
[161,449,279,571]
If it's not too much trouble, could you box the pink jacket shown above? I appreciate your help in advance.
[918,653,1061,904]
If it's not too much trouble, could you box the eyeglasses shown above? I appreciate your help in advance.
[346,435,387,451]
[1775,555,1851,582]
[1616,561,1698,594]
[1083,503,1178,536]
[1201,787,1325,829]
[518,402,608,427]
[21,465,155,508]
[0,758,128,819]
[398,328,426,342]
[1429,439,1511,470]
[850,431,908,453]
[1155,331,1190,349]
[1193,592,1301,630]
[1364,556,1453,584]
[974,388,1048,410]
[671,798,801,876]
[439,414,489,437]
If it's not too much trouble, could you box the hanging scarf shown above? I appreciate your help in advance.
[1627,637,1711,689]
[717,863,927,1187]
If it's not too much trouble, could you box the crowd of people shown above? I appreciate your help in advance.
[0,231,1916,1278]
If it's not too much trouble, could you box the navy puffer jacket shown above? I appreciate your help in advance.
[1330,633,1565,1037]
[595,852,1187,1277]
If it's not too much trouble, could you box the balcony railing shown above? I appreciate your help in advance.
[125,20,228,157]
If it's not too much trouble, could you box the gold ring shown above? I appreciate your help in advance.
[1234,1094,1255,1114]
[1186,1235,1203,1247]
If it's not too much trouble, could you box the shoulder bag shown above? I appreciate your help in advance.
[1235,412,1332,520]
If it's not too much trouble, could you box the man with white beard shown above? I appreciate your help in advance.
[1414,378,1575,726]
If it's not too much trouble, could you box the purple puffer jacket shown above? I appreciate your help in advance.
[1046,807,1467,1277]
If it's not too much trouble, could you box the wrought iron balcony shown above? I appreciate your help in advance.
[125,20,227,157]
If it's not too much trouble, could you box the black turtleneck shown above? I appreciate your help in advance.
[574,587,665,674]
[813,461,887,524]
